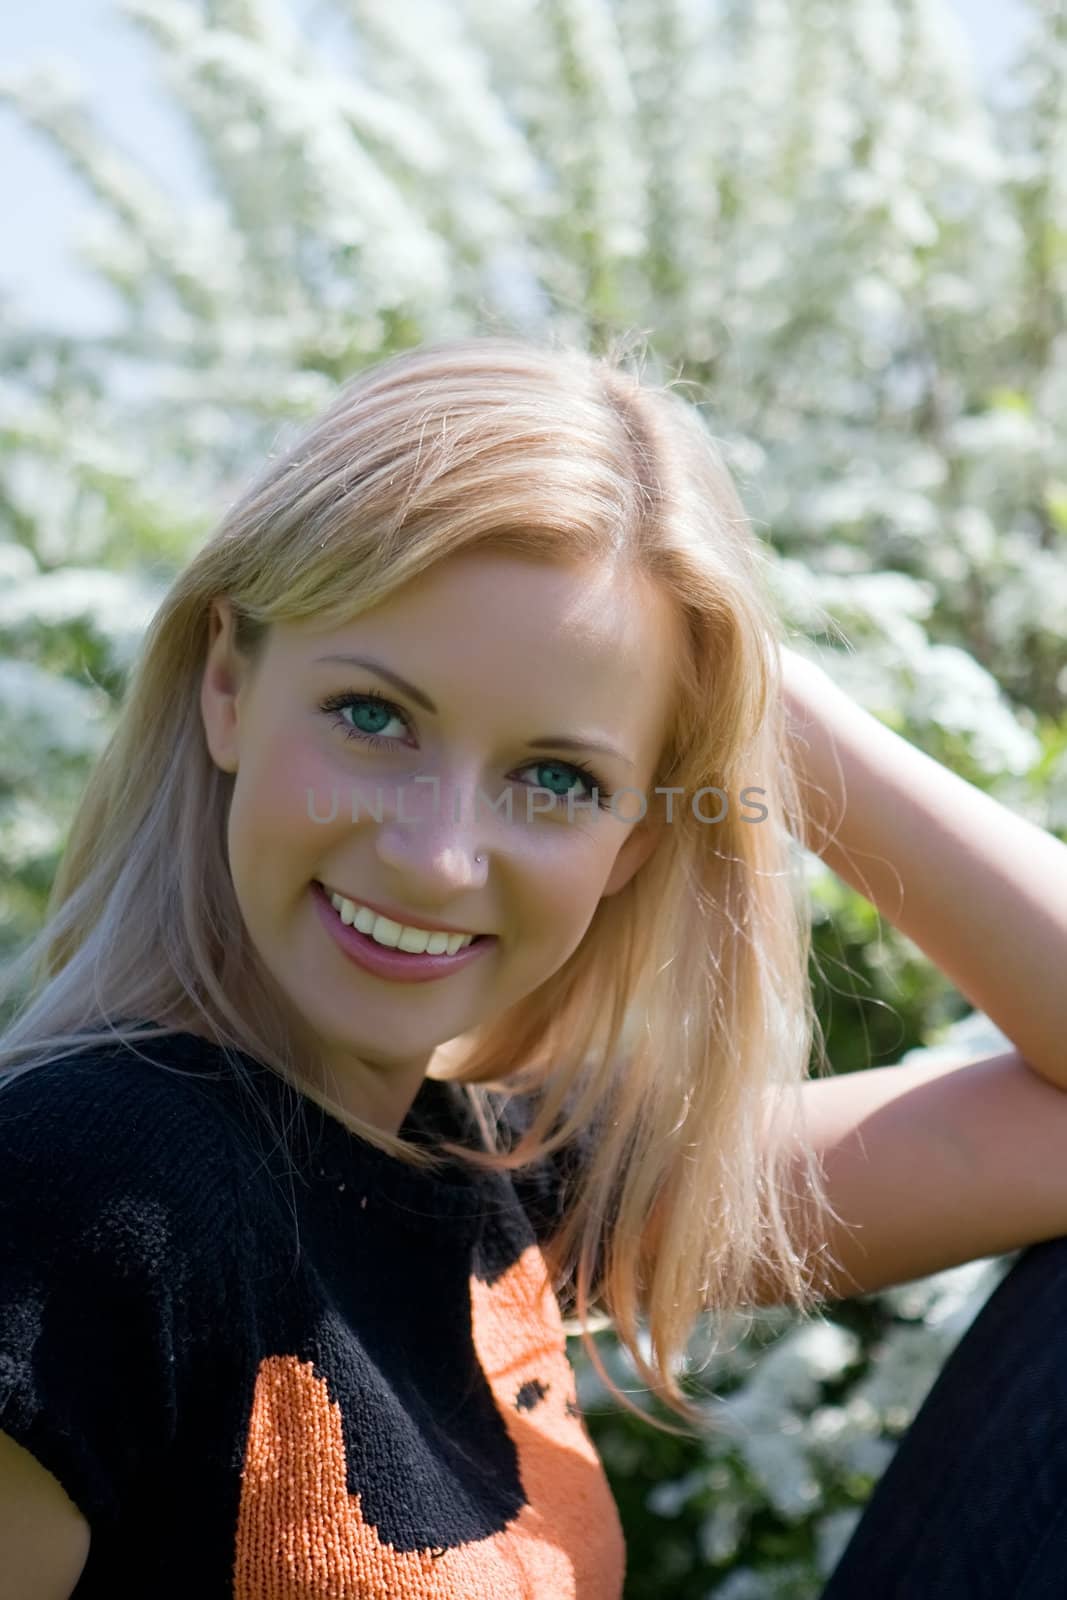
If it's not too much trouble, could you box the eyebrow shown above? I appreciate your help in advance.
[313,653,636,769]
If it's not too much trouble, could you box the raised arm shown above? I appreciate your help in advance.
[780,646,1067,1093]
[755,648,1067,1304]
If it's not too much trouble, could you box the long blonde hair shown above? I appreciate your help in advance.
[1,334,841,1432]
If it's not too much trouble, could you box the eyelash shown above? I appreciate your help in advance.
[317,688,615,810]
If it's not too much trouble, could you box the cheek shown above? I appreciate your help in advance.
[228,723,341,872]
[520,845,616,953]
[524,819,625,890]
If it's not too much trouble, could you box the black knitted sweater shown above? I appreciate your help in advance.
[0,1029,624,1597]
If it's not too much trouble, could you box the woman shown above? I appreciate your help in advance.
[1,335,1065,1598]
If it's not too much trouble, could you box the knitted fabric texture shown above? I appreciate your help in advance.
[0,1030,625,1598]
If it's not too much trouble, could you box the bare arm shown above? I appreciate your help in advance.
[781,647,1067,1093]
[758,1045,1067,1304]
[742,650,1067,1304]
[0,1429,90,1600]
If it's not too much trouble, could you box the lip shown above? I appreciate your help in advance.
[315,881,485,939]
[311,881,497,985]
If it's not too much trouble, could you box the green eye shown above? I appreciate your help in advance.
[526,761,595,800]
[347,700,392,736]
[516,760,615,811]
[319,689,409,746]
[316,689,615,811]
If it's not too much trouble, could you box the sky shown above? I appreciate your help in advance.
[1,0,1033,337]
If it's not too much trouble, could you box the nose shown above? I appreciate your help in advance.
[372,770,492,890]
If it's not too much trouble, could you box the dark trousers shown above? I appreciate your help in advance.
[819,1236,1067,1597]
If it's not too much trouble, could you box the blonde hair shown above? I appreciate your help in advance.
[1,334,841,1433]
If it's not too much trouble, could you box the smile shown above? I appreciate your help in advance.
[310,882,496,986]
[322,886,479,955]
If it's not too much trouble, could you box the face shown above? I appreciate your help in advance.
[201,551,680,1133]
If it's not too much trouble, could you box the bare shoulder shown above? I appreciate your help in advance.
[0,1428,90,1600]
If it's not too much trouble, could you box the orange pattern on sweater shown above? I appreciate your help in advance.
[233,1242,625,1598]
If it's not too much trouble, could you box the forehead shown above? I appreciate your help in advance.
[315,551,674,654]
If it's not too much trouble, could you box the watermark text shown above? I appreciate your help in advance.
[304,777,769,827]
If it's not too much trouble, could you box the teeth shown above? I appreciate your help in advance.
[326,891,475,956]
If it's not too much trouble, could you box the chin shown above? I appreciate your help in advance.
[295,1006,439,1067]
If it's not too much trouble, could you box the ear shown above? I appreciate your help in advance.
[600,813,663,898]
[200,597,247,776]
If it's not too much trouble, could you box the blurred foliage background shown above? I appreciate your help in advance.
[2,0,1066,1593]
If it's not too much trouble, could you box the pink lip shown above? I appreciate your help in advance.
[311,881,496,985]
